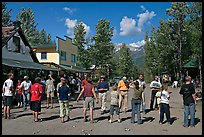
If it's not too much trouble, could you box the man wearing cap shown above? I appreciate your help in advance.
[118,76,129,113]
[97,75,109,114]
[150,76,162,110]
[20,76,32,111]
[45,74,55,109]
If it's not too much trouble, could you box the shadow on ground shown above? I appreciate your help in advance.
[42,115,60,121]
[142,116,155,123]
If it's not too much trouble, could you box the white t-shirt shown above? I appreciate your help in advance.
[21,80,32,91]
[150,80,162,90]
[137,79,145,88]
[160,90,170,104]
[3,79,13,96]
[46,79,55,92]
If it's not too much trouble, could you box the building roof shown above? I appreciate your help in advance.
[2,58,57,71]
[2,26,39,63]
[33,44,56,49]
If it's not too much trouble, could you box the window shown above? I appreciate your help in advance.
[41,52,47,60]
[71,54,77,63]
[13,36,20,52]
[61,51,66,60]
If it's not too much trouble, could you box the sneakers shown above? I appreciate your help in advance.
[167,122,172,126]
[159,121,163,125]
[183,125,188,128]
[190,125,195,128]
[118,119,121,123]
[109,120,112,123]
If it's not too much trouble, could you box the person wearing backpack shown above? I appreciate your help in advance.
[76,78,98,123]
[30,77,43,122]
[57,77,71,123]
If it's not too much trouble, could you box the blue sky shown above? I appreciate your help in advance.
[7,2,172,48]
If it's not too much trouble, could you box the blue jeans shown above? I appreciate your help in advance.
[160,103,170,123]
[23,91,30,110]
[184,103,195,127]
[141,100,146,113]
[131,98,142,124]
[136,100,145,113]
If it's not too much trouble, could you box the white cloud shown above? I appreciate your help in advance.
[119,8,156,36]
[140,5,146,11]
[113,28,117,38]
[137,10,156,32]
[65,18,90,38]
[119,16,140,36]
[82,22,90,36]
[129,40,146,48]
[63,7,76,14]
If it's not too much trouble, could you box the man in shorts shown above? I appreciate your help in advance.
[46,74,55,109]
[2,73,14,119]
[77,78,98,123]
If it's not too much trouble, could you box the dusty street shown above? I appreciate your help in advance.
[2,85,202,135]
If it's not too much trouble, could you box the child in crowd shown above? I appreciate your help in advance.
[15,79,23,107]
[155,89,161,112]
[159,84,171,125]
[108,85,120,123]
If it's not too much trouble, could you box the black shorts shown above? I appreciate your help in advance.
[30,100,41,112]
[3,96,13,107]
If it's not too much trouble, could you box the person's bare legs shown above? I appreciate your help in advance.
[51,97,53,108]
[7,106,10,118]
[83,108,87,121]
[46,95,50,108]
[34,112,38,122]
[90,108,93,121]
[4,106,7,119]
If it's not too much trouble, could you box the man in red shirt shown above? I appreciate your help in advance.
[30,77,43,122]
[81,75,88,88]
[77,78,98,123]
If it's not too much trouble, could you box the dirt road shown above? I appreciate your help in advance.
[2,85,202,135]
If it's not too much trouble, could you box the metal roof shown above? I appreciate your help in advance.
[2,58,57,71]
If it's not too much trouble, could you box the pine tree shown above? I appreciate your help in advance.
[166,2,190,80]
[2,2,12,26]
[17,7,38,47]
[90,19,114,69]
[47,34,52,44]
[118,44,134,78]
[73,21,90,69]
[40,29,47,44]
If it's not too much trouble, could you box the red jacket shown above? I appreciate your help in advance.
[30,83,43,101]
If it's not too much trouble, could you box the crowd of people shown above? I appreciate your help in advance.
[2,72,201,128]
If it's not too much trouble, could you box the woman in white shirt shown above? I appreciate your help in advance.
[159,84,171,125]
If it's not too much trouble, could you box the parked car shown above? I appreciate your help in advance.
[110,77,121,86]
